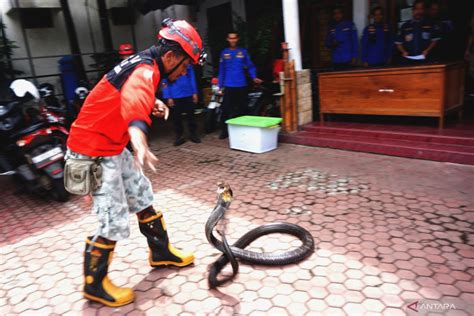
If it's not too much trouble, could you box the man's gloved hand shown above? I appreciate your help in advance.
[128,126,158,172]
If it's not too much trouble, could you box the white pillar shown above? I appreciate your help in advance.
[353,0,369,39]
[282,0,302,71]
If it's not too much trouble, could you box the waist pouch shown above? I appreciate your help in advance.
[64,157,102,195]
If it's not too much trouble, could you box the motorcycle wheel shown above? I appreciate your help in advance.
[51,178,70,202]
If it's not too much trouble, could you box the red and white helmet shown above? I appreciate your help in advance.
[158,19,206,65]
[119,43,135,55]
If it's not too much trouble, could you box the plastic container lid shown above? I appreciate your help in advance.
[226,116,282,128]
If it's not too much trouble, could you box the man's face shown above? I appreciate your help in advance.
[333,9,343,22]
[373,9,383,24]
[413,3,425,20]
[429,4,440,19]
[227,33,239,48]
[163,51,191,82]
[168,58,191,82]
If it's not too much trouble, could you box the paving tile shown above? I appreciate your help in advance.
[1,133,472,315]
[306,299,328,312]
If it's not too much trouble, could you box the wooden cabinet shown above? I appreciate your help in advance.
[318,62,465,128]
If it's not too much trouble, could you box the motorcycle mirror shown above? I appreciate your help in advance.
[0,170,16,176]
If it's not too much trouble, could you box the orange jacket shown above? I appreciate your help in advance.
[68,51,161,156]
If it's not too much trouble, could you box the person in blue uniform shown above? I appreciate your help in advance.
[395,0,440,64]
[428,1,454,61]
[162,64,201,146]
[325,6,359,69]
[361,6,393,67]
[217,31,262,139]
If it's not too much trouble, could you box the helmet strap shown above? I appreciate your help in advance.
[151,44,187,79]
[165,56,187,77]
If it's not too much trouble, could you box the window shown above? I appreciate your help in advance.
[20,9,54,29]
[109,7,135,25]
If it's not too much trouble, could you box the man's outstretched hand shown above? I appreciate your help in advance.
[128,126,158,172]
[152,98,169,120]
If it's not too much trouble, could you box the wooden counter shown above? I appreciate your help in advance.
[318,62,466,129]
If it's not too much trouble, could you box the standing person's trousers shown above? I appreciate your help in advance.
[170,96,198,138]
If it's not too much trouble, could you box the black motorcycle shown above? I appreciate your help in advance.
[0,98,69,202]
[247,83,281,117]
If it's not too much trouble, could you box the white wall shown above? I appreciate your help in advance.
[0,1,165,88]
[0,0,248,88]
[1,5,70,89]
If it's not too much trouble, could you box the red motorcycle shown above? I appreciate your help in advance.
[0,80,69,201]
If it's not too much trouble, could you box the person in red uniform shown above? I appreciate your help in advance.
[118,43,135,60]
[66,19,206,307]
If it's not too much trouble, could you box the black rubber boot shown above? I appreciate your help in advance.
[137,207,194,267]
[83,236,134,306]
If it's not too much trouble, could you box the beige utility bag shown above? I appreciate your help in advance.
[64,157,103,195]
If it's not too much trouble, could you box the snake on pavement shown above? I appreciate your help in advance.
[205,183,315,288]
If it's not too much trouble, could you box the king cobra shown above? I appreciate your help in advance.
[205,183,315,288]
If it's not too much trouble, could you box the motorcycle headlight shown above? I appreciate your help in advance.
[1,118,13,130]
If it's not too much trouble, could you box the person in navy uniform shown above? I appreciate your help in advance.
[395,0,440,64]
[361,6,393,67]
[217,31,262,139]
[428,1,454,61]
[162,64,201,146]
[325,6,359,69]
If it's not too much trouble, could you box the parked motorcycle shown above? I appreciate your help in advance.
[247,83,281,117]
[204,77,223,134]
[72,86,89,118]
[0,80,69,201]
[38,83,69,126]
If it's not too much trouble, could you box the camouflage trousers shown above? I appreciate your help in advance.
[66,148,154,241]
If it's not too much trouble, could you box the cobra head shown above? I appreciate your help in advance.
[216,182,233,204]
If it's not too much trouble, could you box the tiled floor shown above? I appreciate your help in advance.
[1,130,473,315]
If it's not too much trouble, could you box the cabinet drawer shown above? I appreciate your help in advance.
[319,72,443,116]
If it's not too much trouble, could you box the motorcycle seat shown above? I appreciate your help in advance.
[11,122,46,140]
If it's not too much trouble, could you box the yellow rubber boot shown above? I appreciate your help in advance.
[83,237,135,307]
[138,207,194,267]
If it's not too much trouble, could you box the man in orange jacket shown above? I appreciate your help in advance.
[67,19,206,307]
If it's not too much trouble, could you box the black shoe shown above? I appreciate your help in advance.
[218,132,228,140]
[189,135,201,143]
[174,138,186,146]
